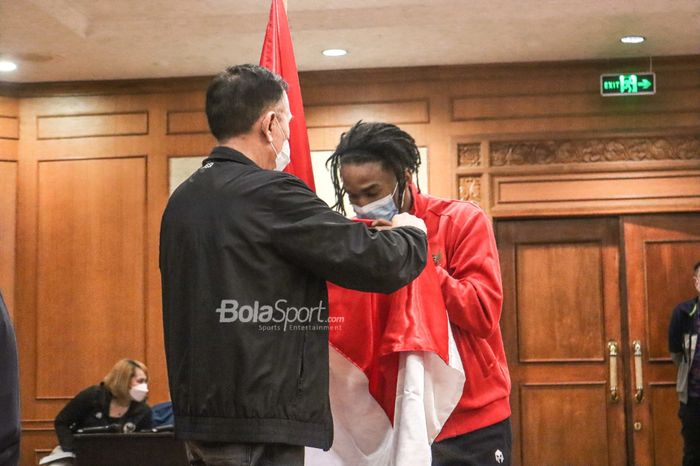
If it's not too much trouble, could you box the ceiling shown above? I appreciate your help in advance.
[0,0,698,83]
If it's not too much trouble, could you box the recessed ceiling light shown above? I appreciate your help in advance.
[322,49,348,57]
[0,60,17,72]
[620,36,645,44]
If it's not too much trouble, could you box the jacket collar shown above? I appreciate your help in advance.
[682,296,700,316]
[204,146,259,168]
[408,182,427,218]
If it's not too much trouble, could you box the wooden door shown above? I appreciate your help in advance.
[622,214,700,466]
[498,217,627,466]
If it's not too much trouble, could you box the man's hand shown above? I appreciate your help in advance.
[369,219,392,229]
[391,213,427,234]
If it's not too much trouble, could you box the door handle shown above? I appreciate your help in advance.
[633,340,644,403]
[608,341,620,402]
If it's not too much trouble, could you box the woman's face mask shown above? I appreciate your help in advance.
[351,183,399,221]
[129,383,148,402]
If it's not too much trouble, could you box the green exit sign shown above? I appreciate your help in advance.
[600,72,656,96]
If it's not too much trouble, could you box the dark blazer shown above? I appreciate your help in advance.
[160,146,427,450]
[54,384,152,452]
[0,291,20,466]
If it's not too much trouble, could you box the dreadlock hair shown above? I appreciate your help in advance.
[326,121,421,215]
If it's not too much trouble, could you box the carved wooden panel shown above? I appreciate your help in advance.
[167,110,208,135]
[644,240,700,360]
[0,161,17,316]
[650,384,682,466]
[457,176,481,204]
[37,112,149,139]
[457,143,480,167]
[0,116,19,140]
[35,157,146,398]
[516,241,604,361]
[520,383,609,466]
[305,100,429,128]
[491,136,700,166]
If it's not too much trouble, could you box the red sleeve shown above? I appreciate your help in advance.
[435,208,503,338]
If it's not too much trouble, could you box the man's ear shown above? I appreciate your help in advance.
[260,111,275,143]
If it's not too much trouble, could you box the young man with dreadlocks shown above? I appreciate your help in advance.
[328,121,512,466]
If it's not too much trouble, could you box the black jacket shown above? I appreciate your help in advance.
[669,297,699,355]
[54,384,152,451]
[669,296,700,403]
[0,292,19,466]
[159,146,427,449]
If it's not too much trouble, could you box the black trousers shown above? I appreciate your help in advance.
[432,418,512,466]
[185,441,304,466]
[680,398,700,466]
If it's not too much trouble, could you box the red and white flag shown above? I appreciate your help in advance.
[259,0,315,191]
[307,261,466,466]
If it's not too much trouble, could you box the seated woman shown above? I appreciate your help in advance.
[44,359,152,463]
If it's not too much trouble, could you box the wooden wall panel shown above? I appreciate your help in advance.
[497,172,700,203]
[0,95,19,143]
[167,110,208,135]
[0,162,16,316]
[516,242,604,362]
[35,157,146,398]
[37,111,148,139]
[0,95,18,317]
[520,384,610,466]
[492,171,700,217]
[14,93,166,465]
[305,100,429,128]
[0,115,19,139]
[5,56,700,465]
[452,89,700,121]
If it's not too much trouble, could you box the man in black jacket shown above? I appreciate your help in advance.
[160,64,428,466]
[0,291,20,466]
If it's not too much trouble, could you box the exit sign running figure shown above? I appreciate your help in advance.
[600,72,656,96]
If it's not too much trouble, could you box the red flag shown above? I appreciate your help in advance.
[306,261,466,465]
[259,0,316,191]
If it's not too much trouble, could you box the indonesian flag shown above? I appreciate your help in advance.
[306,261,466,466]
[259,0,316,191]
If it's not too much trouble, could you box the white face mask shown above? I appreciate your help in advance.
[129,383,148,402]
[351,184,399,221]
[270,119,291,172]
[275,139,291,172]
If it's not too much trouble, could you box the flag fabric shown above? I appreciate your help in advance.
[306,261,466,466]
[259,0,316,191]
